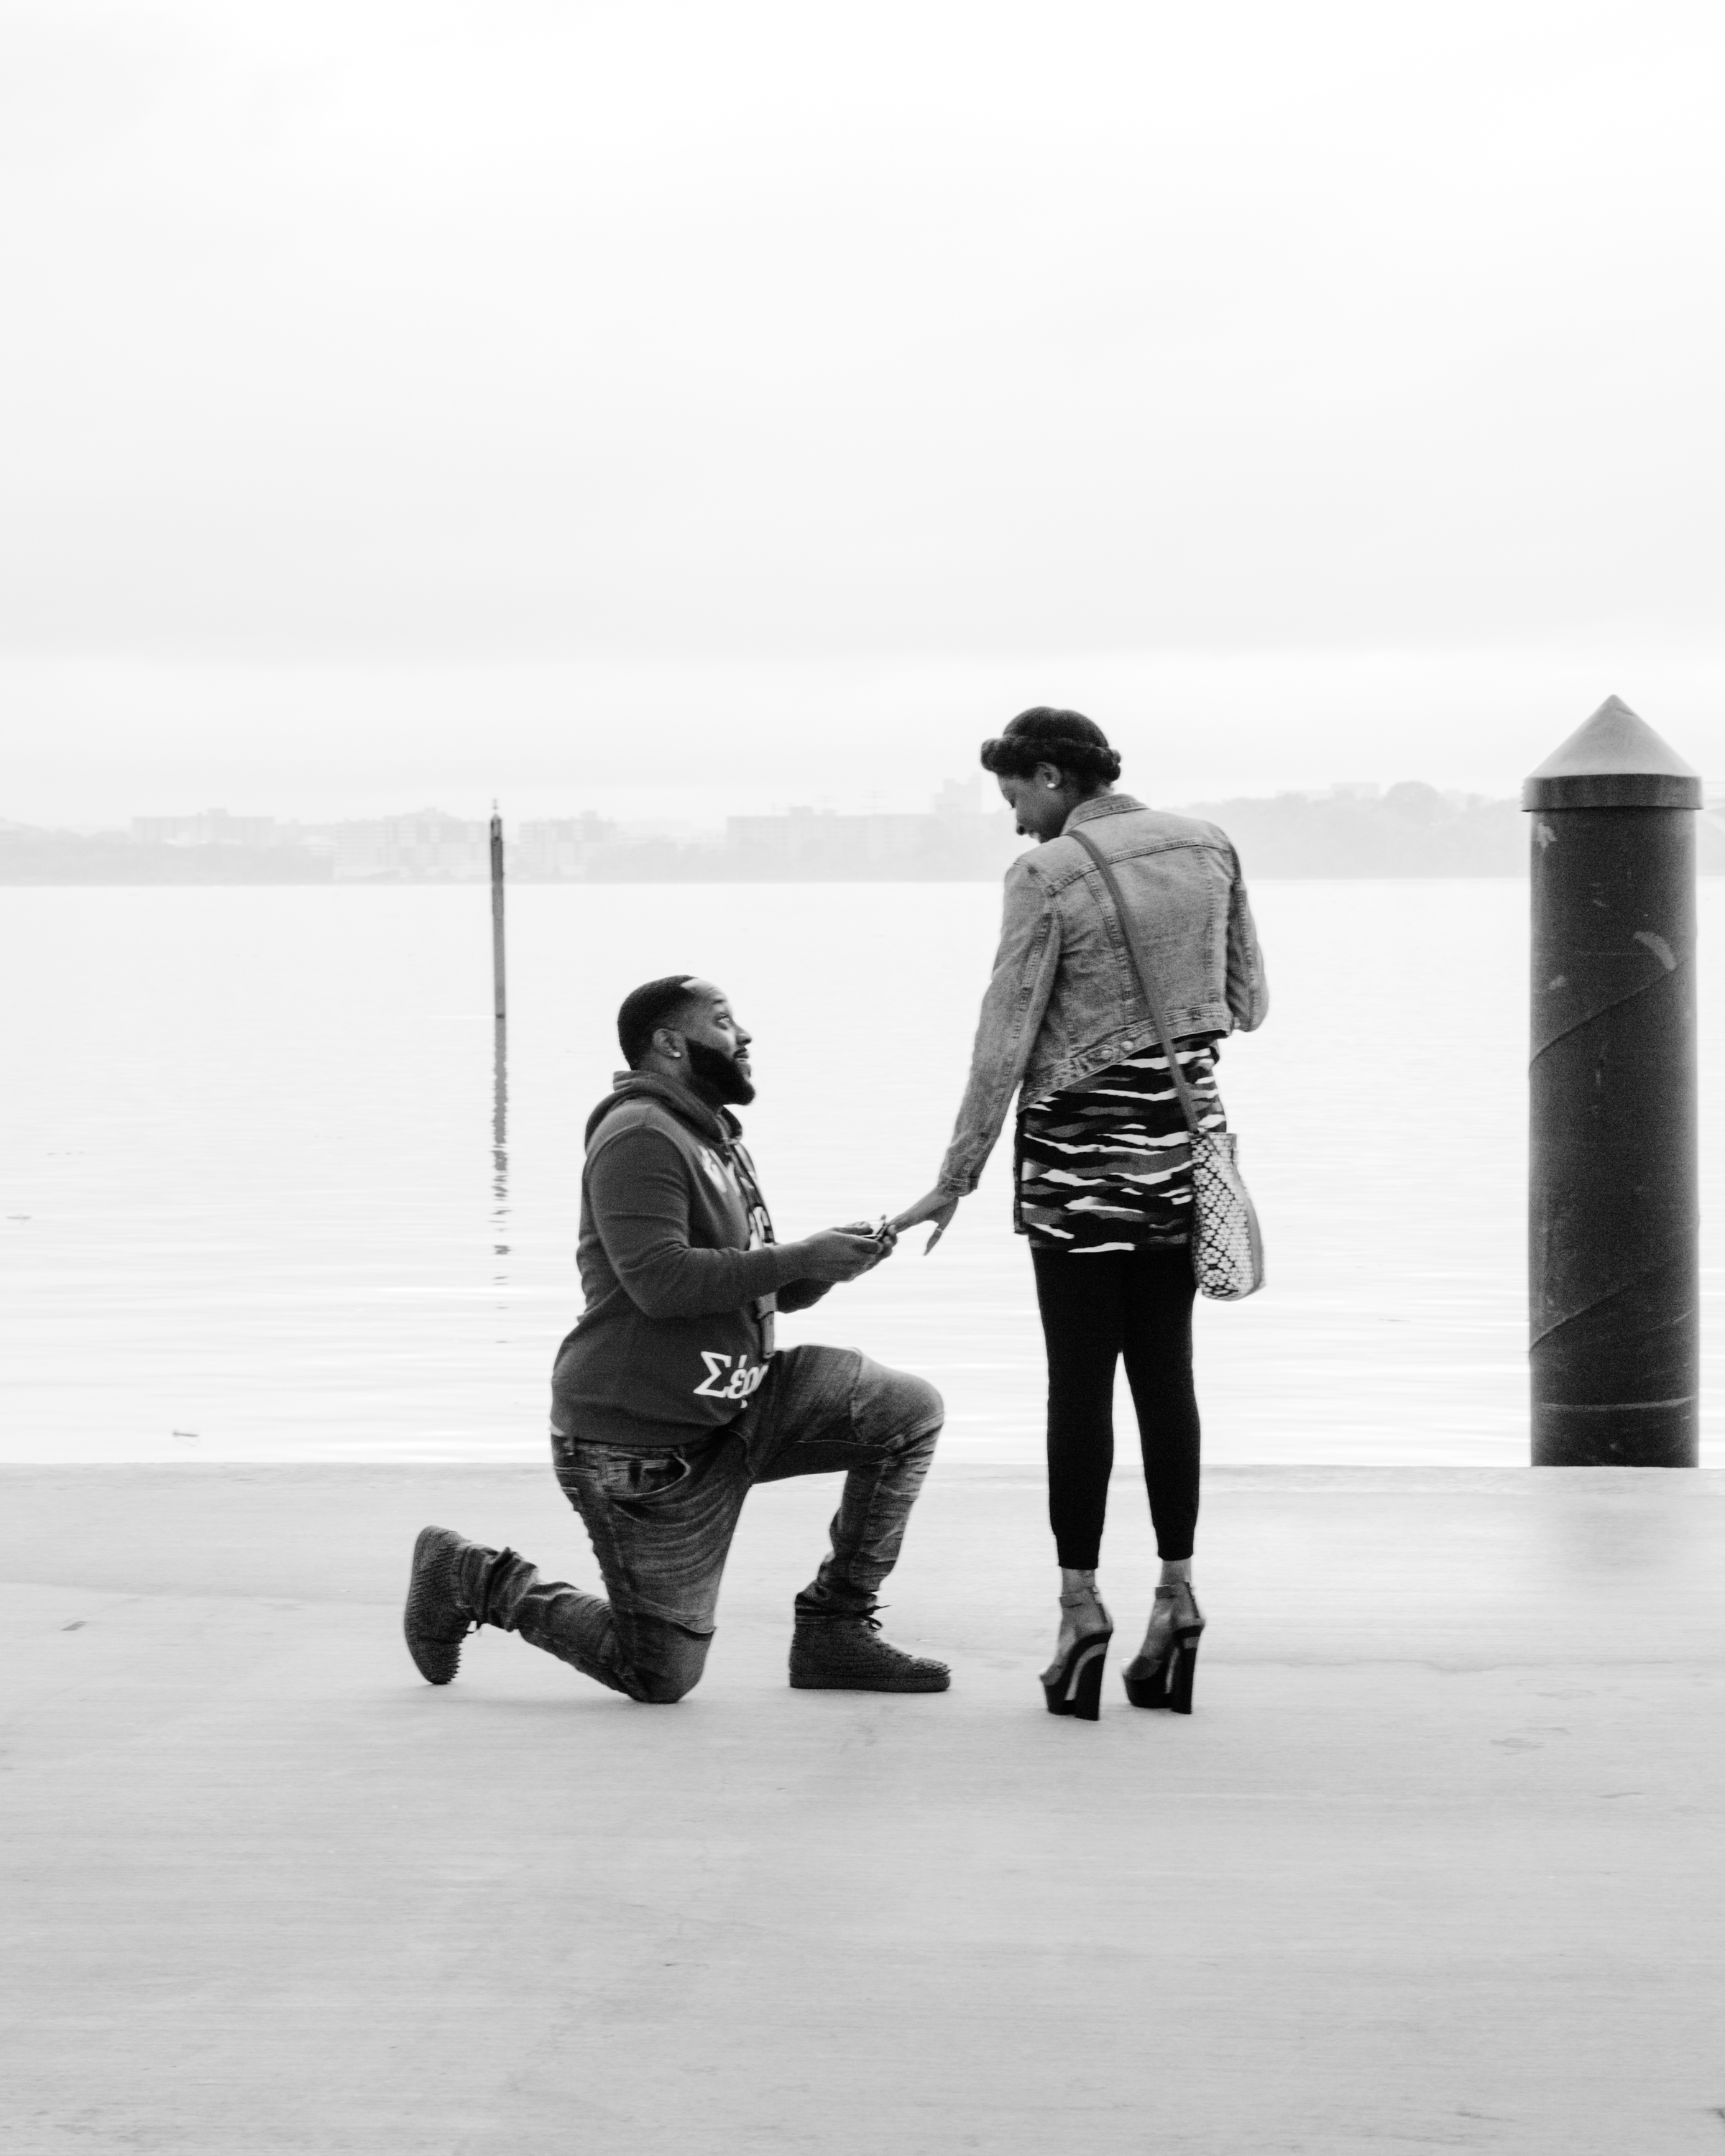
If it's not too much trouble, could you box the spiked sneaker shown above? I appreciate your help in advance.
[403,1525,481,1685]
[788,1610,951,1693]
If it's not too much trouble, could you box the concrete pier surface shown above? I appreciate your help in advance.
[4,1462,1724,2156]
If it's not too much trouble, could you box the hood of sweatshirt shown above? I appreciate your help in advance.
[584,1069,742,1151]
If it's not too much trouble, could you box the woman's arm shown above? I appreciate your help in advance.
[932,858,1062,1198]
[1224,845,1269,1031]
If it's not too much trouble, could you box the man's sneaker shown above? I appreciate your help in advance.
[403,1525,477,1685]
[789,1611,951,1693]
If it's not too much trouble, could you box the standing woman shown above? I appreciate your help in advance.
[894,709,1267,1719]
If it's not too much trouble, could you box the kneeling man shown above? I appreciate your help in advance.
[404,975,949,1701]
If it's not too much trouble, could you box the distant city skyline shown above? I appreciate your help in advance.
[9,648,1724,835]
[11,774,1724,883]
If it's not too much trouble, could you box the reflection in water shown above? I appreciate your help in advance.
[492,1018,510,1262]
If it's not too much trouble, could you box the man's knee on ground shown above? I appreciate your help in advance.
[630,1666,701,1705]
[624,1620,712,1704]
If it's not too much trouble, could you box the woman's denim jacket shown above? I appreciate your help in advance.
[937,793,1269,1197]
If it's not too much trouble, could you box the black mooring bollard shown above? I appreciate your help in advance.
[1524,695,1702,1466]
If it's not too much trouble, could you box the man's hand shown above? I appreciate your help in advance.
[836,1217,898,1256]
[797,1226,896,1284]
[890,1188,961,1253]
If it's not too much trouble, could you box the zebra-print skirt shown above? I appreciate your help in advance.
[1014,1036,1225,1255]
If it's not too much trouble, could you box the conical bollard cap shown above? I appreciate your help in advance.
[1523,696,1701,810]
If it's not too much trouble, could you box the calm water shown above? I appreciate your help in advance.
[1,883,1719,1465]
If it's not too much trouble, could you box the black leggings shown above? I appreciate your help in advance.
[1031,1245,1200,1569]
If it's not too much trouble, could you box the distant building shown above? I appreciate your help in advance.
[725,806,926,876]
[132,808,285,849]
[2,819,328,883]
[334,811,487,882]
[511,814,620,880]
[932,774,994,817]
[719,784,1024,881]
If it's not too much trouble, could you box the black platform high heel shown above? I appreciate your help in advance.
[1041,1590,1112,1721]
[1122,1590,1205,1713]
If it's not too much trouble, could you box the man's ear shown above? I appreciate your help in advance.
[653,1026,683,1061]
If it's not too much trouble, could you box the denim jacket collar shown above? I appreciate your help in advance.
[1063,792,1146,833]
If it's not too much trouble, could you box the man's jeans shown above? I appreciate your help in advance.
[474,1345,942,1703]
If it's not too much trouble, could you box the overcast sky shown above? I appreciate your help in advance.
[4,0,1722,822]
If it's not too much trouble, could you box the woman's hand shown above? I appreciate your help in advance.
[890,1188,961,1253]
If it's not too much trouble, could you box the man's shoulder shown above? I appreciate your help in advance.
[586,1097,697,1158]
[586,1100,740,1195]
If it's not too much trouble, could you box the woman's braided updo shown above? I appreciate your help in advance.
[979,707,1121,791]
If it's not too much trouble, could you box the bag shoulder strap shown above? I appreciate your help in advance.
[1067,824,1202,1135]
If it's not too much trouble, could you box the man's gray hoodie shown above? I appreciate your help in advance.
[550,1072,829,1447]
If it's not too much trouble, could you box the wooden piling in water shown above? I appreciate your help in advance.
[489,804,507,1026]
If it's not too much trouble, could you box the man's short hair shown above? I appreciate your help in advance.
[617,975,702,1067]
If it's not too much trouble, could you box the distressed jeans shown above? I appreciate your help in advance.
[469,1345,943,1703]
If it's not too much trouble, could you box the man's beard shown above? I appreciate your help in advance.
[686,1038,756,1105]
